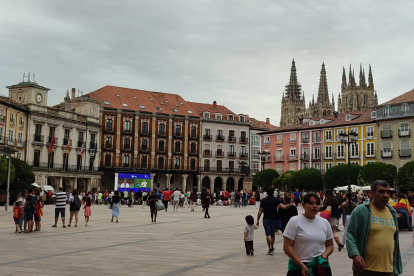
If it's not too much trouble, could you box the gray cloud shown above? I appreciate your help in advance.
[1,0,413,125]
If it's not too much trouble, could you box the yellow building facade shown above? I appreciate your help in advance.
[0,96,29,161]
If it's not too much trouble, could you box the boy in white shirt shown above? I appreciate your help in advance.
[244,215,259,256]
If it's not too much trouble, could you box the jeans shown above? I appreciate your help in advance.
[19,212,27,230]
[397,208,412,228]
[242,198,246,206]
[245,240,253,254]
[236,199,240,207]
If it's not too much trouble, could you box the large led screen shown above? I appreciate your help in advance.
[114,173,151,192]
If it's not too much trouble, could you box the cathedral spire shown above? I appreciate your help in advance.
[332,92,335,110]
[359,64,363,87]
[317,62,329,104]
[352,69,356,86]
[284,58,302,99]
[362,68,366,87]
[368,64,374,88]
[342,66,347,91]
[348,64,353,87]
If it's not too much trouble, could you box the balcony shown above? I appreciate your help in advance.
[300,154,309,161]
[216,151,224,158]
[139,147,149,153]
[203,134,212,141]
[290,139,296,145]
[200,167,243,174]
[157,131,167,138]
[313,137,321,143]
[263,156,271,163]
[398,129,410,137]
[103,142,113,150]
[366,133,374,139]
[323,153,333,160]
[364,150,375,158]
[228,136,237,143]
[47,137,59,147]
[122,144,132,152]
[122,129,132,135]
[302,138,309,143]
[7,139,15,146]
[104,127,114,134]
[239,137,248,144]
[325,137,332,142]
[287,154,298,161]
[173,149,183,155]
[156,149,166,154]
[227,152,236,158]
[173,132,183,139]
[381,130,393,139]
[216,135,225,142]
[0,115,6,124]
[189,134,198,140]
[276,140,282,146]
[381,150,392,158]
[189,150,198,156]
[203,150,212,157]
[274,155,284,162]
[399,149,411,157]
[239,153,248,159]
[62,138,72,147]
[33,134,44,143]
[28,162,99,172]
[19,123,24,129]
[141,131,150,137]
[89,141,96,150]
[311,153,321,160]
[122,163,130,168]
[77,140,83,148]
[10,120,14,126]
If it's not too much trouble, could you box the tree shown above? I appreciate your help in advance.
[0,156,16,184]
[252,169,279,189]
[290,168,323,191]
[324,164,362,190]
[396,161,414,189]
[272,171,295,190]
[11,158,35,184]
[357,162,397,187]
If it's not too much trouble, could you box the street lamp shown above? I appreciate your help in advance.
[339,131,358,193]
[257,151,270,191]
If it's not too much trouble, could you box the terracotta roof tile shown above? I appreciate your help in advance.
[378,89,414,106]
[187,101,236,116]
[249,117,278,130]
[84,86,199,116]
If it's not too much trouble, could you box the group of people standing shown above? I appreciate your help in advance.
[13,188,44,233]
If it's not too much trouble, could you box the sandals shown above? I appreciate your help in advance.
[52,225,57,228]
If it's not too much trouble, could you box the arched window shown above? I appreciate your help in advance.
[345,96,348,106]
[363,94,368,104]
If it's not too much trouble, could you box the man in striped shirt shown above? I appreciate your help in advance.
[52,188,67,228]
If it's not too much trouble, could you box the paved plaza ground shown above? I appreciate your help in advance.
[0,203,413,276]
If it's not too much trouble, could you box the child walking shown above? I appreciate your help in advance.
[244,215,258,256]
[34,198,44,232]
[13,202,23,233]
[84,197,92,226]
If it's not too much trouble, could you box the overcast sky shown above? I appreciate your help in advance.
[1,0,413,125]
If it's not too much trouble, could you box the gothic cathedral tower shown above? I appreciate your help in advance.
[280,59,306,127]
[308,63,335,118]
[337,64,378,113]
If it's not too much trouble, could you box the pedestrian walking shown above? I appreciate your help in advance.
[148,191,158,223]
[244,215,258,256]
[255,190,261,209]
[111,191,121,223]
[142,191,148,208]
[68,189,81,227]
[283,193,334,276]
[276,193,298,233]
[52,187,67,228]
[320,189,344,251]
[162,189,170,212]
[340,192,356,249]
[235,190,241,208]
[230,190,235,207]
[84,197,92,226]
[173,188,181,212]
[189,189,197,212]
[203,189,211,218]
[346,180,402,276]
[256,187,291,255]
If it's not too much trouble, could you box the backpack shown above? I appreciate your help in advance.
[28,195,37,209]
[73,196,81,209]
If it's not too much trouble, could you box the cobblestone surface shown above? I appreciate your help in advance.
[0,204,413,275]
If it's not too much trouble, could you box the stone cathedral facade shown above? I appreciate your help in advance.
[280,60,377,127]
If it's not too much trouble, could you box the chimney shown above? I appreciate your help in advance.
[266,117,270,124]
[213,101,217,108]
[71,88,76,100]
[334,111,338,118]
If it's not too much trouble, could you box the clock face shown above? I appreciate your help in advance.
[36,93,43,103]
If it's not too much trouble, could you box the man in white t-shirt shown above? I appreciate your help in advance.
[173,188,181,212]
[120,179,130,188]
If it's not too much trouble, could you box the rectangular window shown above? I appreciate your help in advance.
[366,126,374,138]
[204,113,210,119]
[229,161,234,170]
[325,130,332,141]
[325,163,332,171]
[0,127,3,142]
[325,146,332,158]
[313,163,320,170]
[229,145,234,154]
[366,142,375,156]
[351,128,358,137]
[174,142,181,153]
[402,104,409,115]
[401,139,409,149]
[277,134,282,140]
[141,156,148,168]
[35,124,42,136]
[314,147,320,158]
[18,132,23,145]
[190,126,197,137]
[123,155,130,166]
[175,125,182,136]
[290,163,296,171]
[158,140,165,152]
[290,149,296,156]
[351,143,359,157]
[276,149,283,157]
[303,163,308,169]
[8,130,13,144]
[337,144,345,158]
[158,157,164,169]
[142,122,149,133]
[174,158,180,169]
[106,119,113,131]
[384,106,392,117]
[240,146,246,154]
[366,161,375,164]
[313,132,320,143]
[19,116,23,127]
[276,164,282,174]
[290,133,296,140]
[264,136,270,146]
[124,121,131,132]
[17,152,22,160]
[141,139,148,150]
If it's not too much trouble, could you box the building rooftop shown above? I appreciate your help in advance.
[378,89,414,106]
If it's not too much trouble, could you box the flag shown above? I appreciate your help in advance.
[66,137,70,155]
[80,141,85,159]
[48,134,55,153]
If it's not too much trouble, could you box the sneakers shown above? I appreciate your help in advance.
[250,250,254,256]
[267,249,273,255]
[408,228,413,231]
[270,247,275,252]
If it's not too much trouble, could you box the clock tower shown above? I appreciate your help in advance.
[7,73,50,106]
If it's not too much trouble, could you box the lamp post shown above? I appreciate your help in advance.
[339,131,358,193]
[257,151,270,190]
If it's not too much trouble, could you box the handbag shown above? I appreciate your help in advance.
[320,206,332,220]
[155,200,165,211]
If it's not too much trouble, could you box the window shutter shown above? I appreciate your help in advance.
[401,140,409,149]
[383,124,391,130]
[383,141,391,149]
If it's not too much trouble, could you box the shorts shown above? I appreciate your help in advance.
[55,208,66,218]
[26,209,34,221]
[263,219,278,237]
[173,200,179,206]
[329,217,338,227]
[70,206,81,212]
[14,219,20,224]
[35,217,41,222]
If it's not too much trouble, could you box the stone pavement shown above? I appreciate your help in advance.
[0,204,413,276]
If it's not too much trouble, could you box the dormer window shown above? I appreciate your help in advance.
[309,120,314,126]
[171,108,178,113]
[155,106,162,111]
[103,101,110,105]
[249,120,253,125]
[187,110,193,114]
[345,114,351,121]
[121,103,128,107]
[240,116,245,122]
[320,119,325,124]
[228,115,234,121]
[216,114,222,120]
[204,112,210,119]
[165,100,169,103]
[384,106,392,117]
[116,94,120,97]
[133,96,137,99]
[149,98,153,101]
[371,111,377,118]
[139,105,145,109]
[402,104,409,115]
